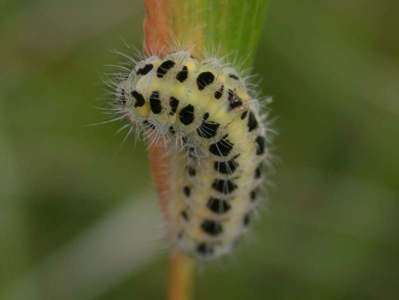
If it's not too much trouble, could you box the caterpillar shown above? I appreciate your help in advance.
[112,50,269,259]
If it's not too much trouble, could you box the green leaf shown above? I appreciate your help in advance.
[168,0,269,68]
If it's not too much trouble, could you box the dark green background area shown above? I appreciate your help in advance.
[1,1,398,299]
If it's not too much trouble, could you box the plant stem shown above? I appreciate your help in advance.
[143,0,268,299]
[144,2,196,300]
[168,251,195,300]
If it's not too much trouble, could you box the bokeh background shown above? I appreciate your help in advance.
[1,0,399,299]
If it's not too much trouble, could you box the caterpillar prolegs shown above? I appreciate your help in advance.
[113,50,269,259]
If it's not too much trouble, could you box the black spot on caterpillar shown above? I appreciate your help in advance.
[197,242,214,256]
[207,197,231,214]
[179,104,195,125]
[255,163,263,179]
[142,120,156,130]
[169,126,176,135]
[214,156,239,175]
[197,118,220,138]
[197,71,215,90]
[227,89,243,110]
[183,185,191,197]
[250,189,259,202]
[243,212,252,226]
[255,136,266,155]
[212,178,238,194]
[113,50,270,259]
[176,65,188,82]
[209,135,234,157]
[181,210,189,221]
[169,96,179,115]
[187,166,196,177]
[149,91,162,114]
[248,111,259,131]
[201,219,223,236]
[157,60,175,78]
[136,64,153,75]
[214,85,224,99]
[131,90,145,107]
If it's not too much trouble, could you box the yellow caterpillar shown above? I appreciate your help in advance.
[114,50,269,259]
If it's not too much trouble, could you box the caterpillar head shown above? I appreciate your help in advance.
[115,56,162,122]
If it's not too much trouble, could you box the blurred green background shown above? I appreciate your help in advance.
[1,0,399,299]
